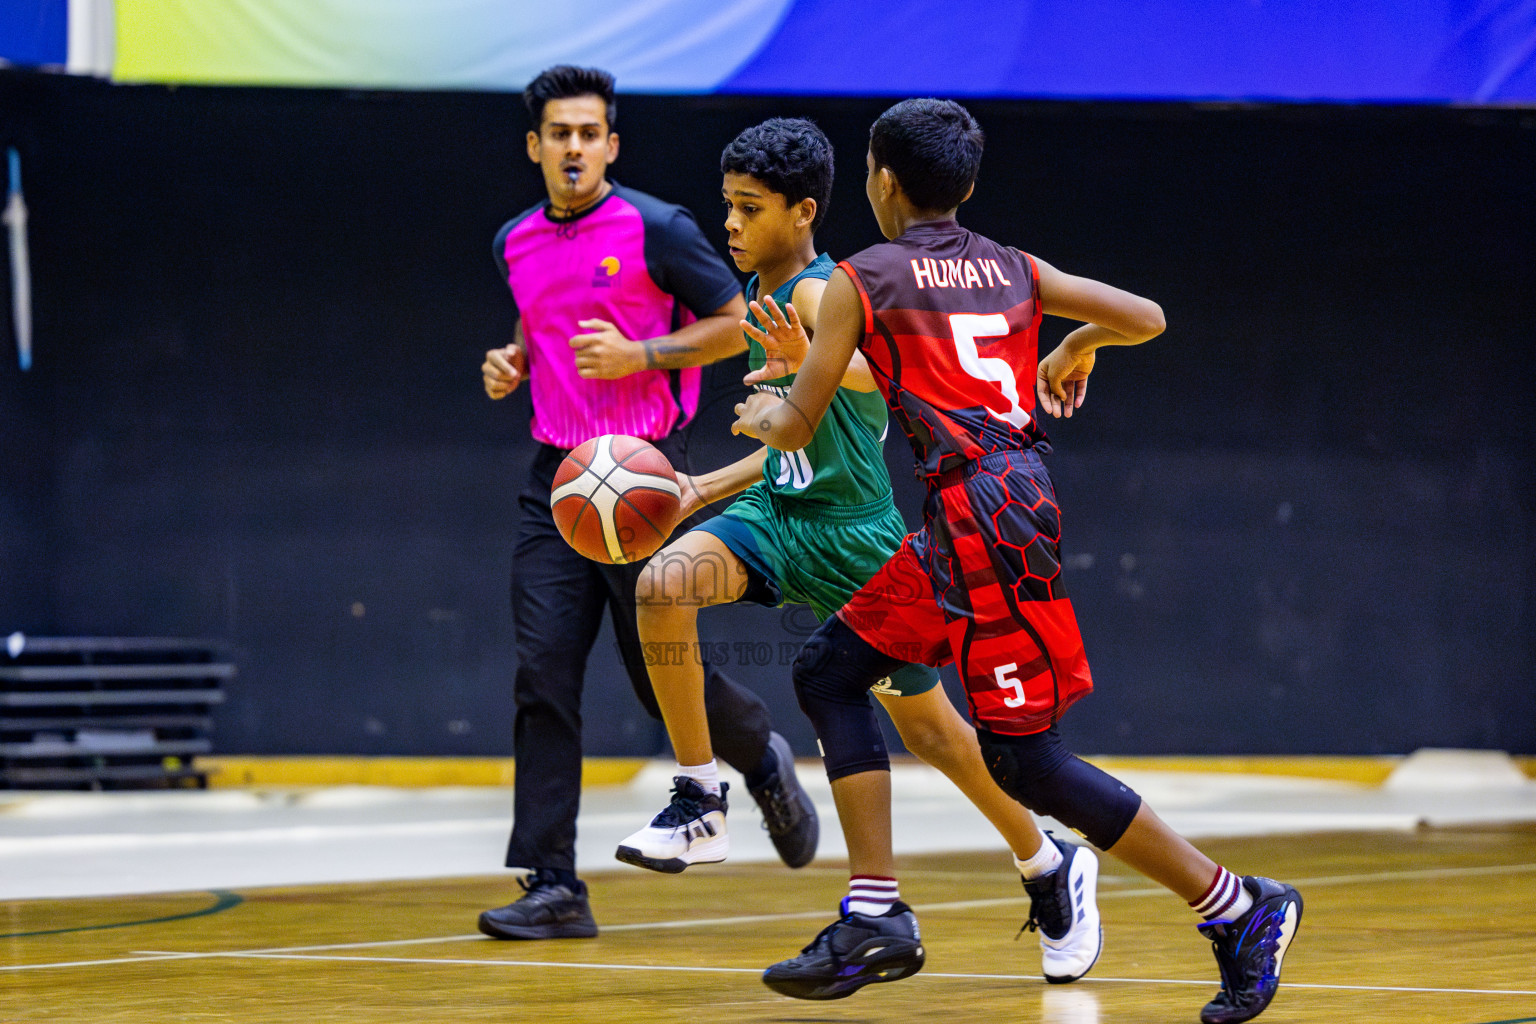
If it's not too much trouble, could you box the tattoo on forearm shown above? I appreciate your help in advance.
[643,338,691,369]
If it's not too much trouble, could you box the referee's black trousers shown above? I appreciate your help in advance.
[503,439,775,874]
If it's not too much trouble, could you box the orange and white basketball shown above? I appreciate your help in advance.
[551,435,681,564]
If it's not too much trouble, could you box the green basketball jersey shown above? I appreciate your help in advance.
[746,253,894,509]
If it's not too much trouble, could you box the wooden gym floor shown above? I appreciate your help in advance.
[4,825,1534,1024]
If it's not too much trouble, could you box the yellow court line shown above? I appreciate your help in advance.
[1081,755,1405,785]
[199,756,647,788]
[1088,754,1536,785]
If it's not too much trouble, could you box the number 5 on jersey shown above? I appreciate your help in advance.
[949,313,1031,429]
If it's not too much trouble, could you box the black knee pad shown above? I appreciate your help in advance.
[792,617,904,781]
[978,727,1142,850]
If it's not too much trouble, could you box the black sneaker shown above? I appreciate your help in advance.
[762,900,925,1000]
[1021,835,1102,983]
[477,870,598,940]
[1197,876,1303,1023]
[747,731,819,869]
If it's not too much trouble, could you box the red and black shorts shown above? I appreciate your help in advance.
[837,449,1093,735]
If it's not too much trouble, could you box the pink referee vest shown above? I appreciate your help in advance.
[497,188,725,448]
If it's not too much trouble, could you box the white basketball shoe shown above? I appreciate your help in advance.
[615,776,729,873]
[1022,835,1103,983]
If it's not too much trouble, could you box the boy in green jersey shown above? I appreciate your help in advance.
[615,119,1102,984]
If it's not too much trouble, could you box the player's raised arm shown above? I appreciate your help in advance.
[733,267,861,449]
[743,280,876,392]
[1033,256,1165,419]
[741,295,810,385]
[786,276,877,392]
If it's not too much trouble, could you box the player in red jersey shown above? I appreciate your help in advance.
[735,99,1301,1023]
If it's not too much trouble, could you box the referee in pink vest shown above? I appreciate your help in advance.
[477,66,819,940]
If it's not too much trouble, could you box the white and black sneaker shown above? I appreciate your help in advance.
[615,776,729,873]
[1021,835,1103,983]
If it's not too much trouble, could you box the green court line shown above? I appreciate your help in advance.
[1472,1017,1536,1024]
[1,889,243,938]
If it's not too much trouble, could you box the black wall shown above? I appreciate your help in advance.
[2,71,1532,757]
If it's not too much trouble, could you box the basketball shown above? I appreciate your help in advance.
[551,435,681,564]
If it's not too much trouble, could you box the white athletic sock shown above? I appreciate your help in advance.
[1192,866,1254,923]
[845,875,899,916]
[1014,835,1065,880]
[675,760,721,796]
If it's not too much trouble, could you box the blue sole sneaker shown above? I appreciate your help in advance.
[1197,876,1303,1023]
[763,900,925,1000]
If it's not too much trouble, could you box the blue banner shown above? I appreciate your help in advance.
[722,0,1536,103]
[4,0,1534,103]
[0,0,67,69]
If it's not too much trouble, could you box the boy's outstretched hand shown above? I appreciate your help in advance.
[742,297,808,384]
[1036,342,1095,419]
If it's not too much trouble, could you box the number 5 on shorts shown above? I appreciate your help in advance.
[995,663,1026,707]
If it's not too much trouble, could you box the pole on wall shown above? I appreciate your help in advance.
[4,147,30,371]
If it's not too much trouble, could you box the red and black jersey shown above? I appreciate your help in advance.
[840,220,1050,479]
[837,221,1093,733]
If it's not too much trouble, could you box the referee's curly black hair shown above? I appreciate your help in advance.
[720,118,834,231]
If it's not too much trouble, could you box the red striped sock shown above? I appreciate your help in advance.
[845,875,899,916]
[1191,866,1253,923]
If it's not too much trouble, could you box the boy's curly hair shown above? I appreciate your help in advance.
[721,118,834,230]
